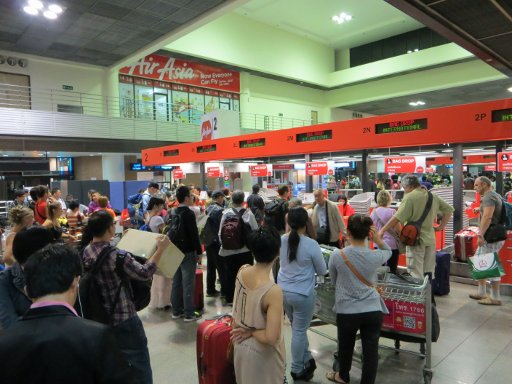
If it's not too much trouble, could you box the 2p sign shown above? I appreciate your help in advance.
[497,152,512,172]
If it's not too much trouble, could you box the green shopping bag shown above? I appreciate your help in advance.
[468,252,506,280]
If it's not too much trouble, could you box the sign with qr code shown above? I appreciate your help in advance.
[382,300,426,334]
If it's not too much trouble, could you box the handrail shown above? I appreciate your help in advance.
[0,82,322,131]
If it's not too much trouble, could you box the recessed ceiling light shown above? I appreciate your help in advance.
[48,4,62,13]
[508,87,512,92]
[332,12,352,24]
[23,6,38,15]
[409,101,426,106]
[43,10,57,19]
[28,0,44,9]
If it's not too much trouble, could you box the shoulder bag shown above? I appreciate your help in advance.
[399,192,433,246]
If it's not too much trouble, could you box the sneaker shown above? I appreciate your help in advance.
[305,358,317,374]
[469,294,488,300]
[184,312,203,322]
[171,312,184,319]
[206,290,220,297]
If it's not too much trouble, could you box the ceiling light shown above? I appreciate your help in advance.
[508,87,512,92]
[409,101,426,106]
[48,4,62,13]
[23,6,38,15]
[28,0,44,9]
[43,10,57,19]
[332,12,352,24]
[3,154,9,157]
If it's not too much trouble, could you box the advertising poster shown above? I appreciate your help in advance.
[382,300,426,335]
[134,78,154,120]
[384,156,426,174]
[189,87,205,125]
[232,93,240,112]
[119,75,134,118]
[201,111,219,141]
[497,152,512,172]
[171,84,190,123]
[205,89,219,113]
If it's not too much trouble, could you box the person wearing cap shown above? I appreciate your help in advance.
[6,189,29,213]
[204,190,226,297]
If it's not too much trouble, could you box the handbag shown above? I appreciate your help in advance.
[374,209,406,254]
[399,192,433,246]
[316,202,331,244]
[468,252,506,280]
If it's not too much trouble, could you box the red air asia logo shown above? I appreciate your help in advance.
[201,120,212,141]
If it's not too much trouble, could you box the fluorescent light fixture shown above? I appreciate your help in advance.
[43,10,57,19]
[401,151,438,156]
[508,87,512,92]
[3,154,9,157]
[409,101,426,106]
[23,6,38,15]
[48,4,62,13]
[28,0,44,9]
[332,12,352,24]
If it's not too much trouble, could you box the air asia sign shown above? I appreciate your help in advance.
[497,152,512,172]
[201,111,218,141]
[305,161,334,176]
[119,54,240,93]
[249,164,272,177]
[384,156,426,174]
[206,166,222,178]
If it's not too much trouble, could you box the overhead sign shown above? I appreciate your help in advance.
[273,164,294,170]
[240,138,266,149]
[484,165,496,171]
[492,108,512,123]
[206,166,222,178]
[119,54,240,93]
[201,111,218,141]
[296,129,332,143]
[305,161,334,176]
[376,118,427,134]
[172,169,185,179]
[249,164,272,177]
[385,156,426,174]
[497,152,512,172]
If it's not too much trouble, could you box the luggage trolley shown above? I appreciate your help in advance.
[312,274,434,384]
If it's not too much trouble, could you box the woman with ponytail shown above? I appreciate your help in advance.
[277,207,327,381]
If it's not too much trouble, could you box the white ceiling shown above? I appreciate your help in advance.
[235,0,424,49]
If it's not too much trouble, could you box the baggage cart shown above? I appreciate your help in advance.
[311,274,434,384]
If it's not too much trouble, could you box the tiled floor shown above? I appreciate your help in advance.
[140,266,512,384]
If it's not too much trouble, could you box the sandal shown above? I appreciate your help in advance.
[478,297,502,306]
[326,371,347,383]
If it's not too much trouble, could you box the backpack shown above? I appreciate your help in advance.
[127,193,143,218]
[264,199,286,231]
[399,192,433,246]
[139,216,154,232]
[76,246,117,324]
[220,209,251,250]
[166,210,186,248]
[199,215,217,246]
[499,196,512,230]
[115,250,152,311]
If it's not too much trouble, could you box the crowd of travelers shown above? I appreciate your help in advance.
[4,172,511,384]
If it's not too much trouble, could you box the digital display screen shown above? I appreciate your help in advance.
[163,149,179,157]
[296,129,332,142]
[375,118,428,134]
[492,108,512,123]
[197,144,217,153]
[130,163,174,171]
[239,138,266,149]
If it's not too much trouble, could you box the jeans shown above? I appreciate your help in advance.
[112,315,152,384]
[205,243,221,294]
[337,311,383,384]
[223,251,253,303]
[171,251,197,317]
[283,291,316,374]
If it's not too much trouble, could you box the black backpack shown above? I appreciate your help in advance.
[167,210,186,248]
[264,199,286,231]
[76,246,115,324]
[115,250,152,312]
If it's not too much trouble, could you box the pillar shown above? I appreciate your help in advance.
[453,144,463,235]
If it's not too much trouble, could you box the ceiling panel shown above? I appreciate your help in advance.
[0,0,229,66]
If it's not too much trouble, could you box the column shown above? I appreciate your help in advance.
[496,142,504,195]
[101,153,125,181]
[361,150,368,192]
[199,162,206,190]
[305,154,313,193]
[453,144,463,235]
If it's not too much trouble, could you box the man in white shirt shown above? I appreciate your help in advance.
[51,187,67,214]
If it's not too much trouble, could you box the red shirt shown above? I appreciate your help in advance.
[35,201,47,225]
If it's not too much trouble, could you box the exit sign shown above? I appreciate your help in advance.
[62,85,74,90]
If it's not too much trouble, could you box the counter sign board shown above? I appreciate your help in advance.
[492,108,512,123]
[385,156,426,174]
[249,164,272,177]
[172,169,185,179]
[206,166,222,177]
[296,129,332,143]
[376,118,427,134]
[497,152,512,172]
[305,161,334,176]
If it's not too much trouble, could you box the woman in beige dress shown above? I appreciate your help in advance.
[231,226,286,384]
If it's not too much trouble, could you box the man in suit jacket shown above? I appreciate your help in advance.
[0,243,134,384]
[312,189,347,247]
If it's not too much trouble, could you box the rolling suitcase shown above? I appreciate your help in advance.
[195,269,204,311]
[433,252,450,296]
[454,227,479,261]
[196,315,235,384]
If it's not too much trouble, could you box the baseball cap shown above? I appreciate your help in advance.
[15,189,27,197]
[211,190,224,199]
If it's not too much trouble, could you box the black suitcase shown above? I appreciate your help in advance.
[433,252,450,296]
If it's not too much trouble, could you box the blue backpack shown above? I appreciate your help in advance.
[127,193,143,218]
[500,197,512,230]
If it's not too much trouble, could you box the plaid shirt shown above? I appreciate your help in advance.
[81,241,157,326]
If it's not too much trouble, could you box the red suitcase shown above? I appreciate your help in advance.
[195,269,204,311]
[196,315,235,384]
[454,227,479,261]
